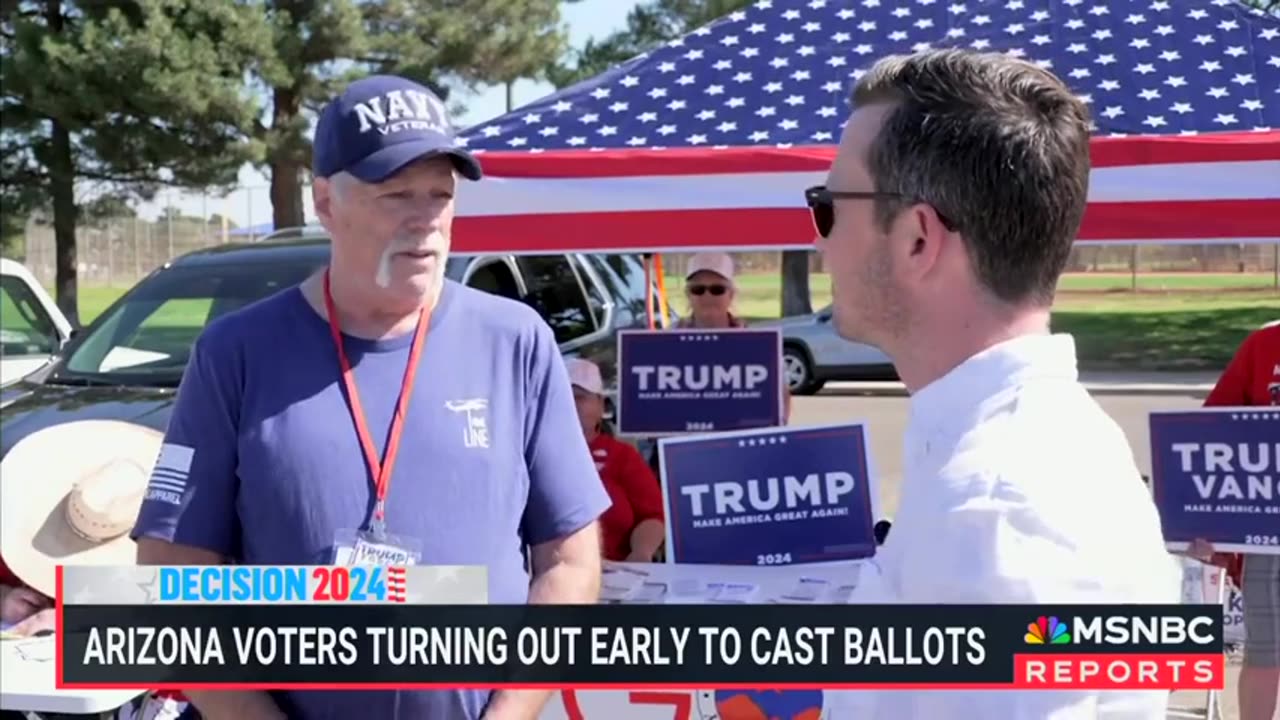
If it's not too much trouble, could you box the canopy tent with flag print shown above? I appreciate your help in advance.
[448,0,1280,256]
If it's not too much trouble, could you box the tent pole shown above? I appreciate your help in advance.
[654,254,670,329]
[643,254,655,330]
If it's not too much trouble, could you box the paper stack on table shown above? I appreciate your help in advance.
[599,559,868,605]
[705,582,758,603]
[601,565,649,603]
[629,581,670,604]
[1,635,55,663]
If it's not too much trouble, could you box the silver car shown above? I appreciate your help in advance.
[755,305,897,395]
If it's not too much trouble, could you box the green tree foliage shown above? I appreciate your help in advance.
[549,0,751,89]
[247,0,575,230]
[1240,0,1280,14]
[1,0,270,323]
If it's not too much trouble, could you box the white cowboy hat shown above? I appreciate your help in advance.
[0,419,162,597]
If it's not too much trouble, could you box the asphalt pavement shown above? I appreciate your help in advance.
[789,383,1236,720]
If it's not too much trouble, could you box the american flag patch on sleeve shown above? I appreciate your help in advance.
[145,443,195,506]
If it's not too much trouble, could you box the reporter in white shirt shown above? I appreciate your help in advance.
[812,49,1181,719]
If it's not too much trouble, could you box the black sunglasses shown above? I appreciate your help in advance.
[805,185,955,238]
[688,284,728,296]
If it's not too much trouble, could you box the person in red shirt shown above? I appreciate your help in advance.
[567,358,666,562]
[1186,321,1280,720]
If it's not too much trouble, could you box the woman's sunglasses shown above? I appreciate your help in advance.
[688,284,728,296]
[805,185,955,238]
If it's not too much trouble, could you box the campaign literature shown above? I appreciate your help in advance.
[615,329,784,436]
[657,424,878,566]
[1149,408,1280,554]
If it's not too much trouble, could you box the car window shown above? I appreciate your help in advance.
[0,275,59,357]
[465,259,523,301]
[60,260,318,384]
[573,256,609,328]
[516,255,597,345]
[588,255,649,328]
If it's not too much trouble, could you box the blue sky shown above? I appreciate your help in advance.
[140,0,642,228]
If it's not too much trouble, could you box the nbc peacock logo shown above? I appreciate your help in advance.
[1025,615,1072,645]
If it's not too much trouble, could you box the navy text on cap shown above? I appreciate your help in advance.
[313,75,482,183]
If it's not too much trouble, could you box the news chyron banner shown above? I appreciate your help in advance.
[615,328,785,436]
[59,565,1224,692]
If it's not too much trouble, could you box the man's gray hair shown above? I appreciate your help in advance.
[328,171,357,200]
[327,163,464,201]
[851,49,1092,307]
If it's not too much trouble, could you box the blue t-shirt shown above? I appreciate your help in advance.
[132,279,612,720]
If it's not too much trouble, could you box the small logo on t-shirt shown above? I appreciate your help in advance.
[445,398,489,449]
[145,443,194,506]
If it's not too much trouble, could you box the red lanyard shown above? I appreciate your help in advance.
[322,270,430,531]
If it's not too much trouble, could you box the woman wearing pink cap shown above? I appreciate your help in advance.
[677,252,792,421]
[566,358,666,562]
[634,252,794,475]
[677,251,747,330]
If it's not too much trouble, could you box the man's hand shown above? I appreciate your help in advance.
[485,523,603,720]
[1187,538,1216,563]
[138,538,287,720]
[1,585,51,625]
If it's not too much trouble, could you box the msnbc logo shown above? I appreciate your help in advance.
[1025,616,1071,645]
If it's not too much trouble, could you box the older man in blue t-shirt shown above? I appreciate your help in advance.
[131,75,612,720]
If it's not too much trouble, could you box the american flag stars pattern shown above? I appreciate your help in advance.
[461,0,1280,153]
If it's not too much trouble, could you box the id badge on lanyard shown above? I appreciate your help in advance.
[322,270,429,568]
[333,527,423,567]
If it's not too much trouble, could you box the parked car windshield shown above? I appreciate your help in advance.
[0,274,60,358]
[50,255,470,387]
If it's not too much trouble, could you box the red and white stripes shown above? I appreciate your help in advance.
[387,566,407,604]
[450,130,1280,255]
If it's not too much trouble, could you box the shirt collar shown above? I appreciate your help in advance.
[907,333,1079,437]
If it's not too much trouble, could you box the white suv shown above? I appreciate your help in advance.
[0,258,72,387]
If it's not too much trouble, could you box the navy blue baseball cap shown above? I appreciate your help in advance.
[313,74,482,182]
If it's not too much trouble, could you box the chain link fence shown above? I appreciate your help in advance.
[14,184,1280,290]
[16,187,283,288]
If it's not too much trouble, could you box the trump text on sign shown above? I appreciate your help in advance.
[1149,409,1280,554]
[616,329,784,436]
[658,424,878,566]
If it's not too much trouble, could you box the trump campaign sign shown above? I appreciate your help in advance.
[1150,408,1280,554]
[615,328,784,436]
[658,423,878,566]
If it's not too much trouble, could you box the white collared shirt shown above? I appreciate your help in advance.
[832,334,1180,720]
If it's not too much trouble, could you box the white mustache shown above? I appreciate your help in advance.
[375,232,445,288]
[388,230,444,253]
